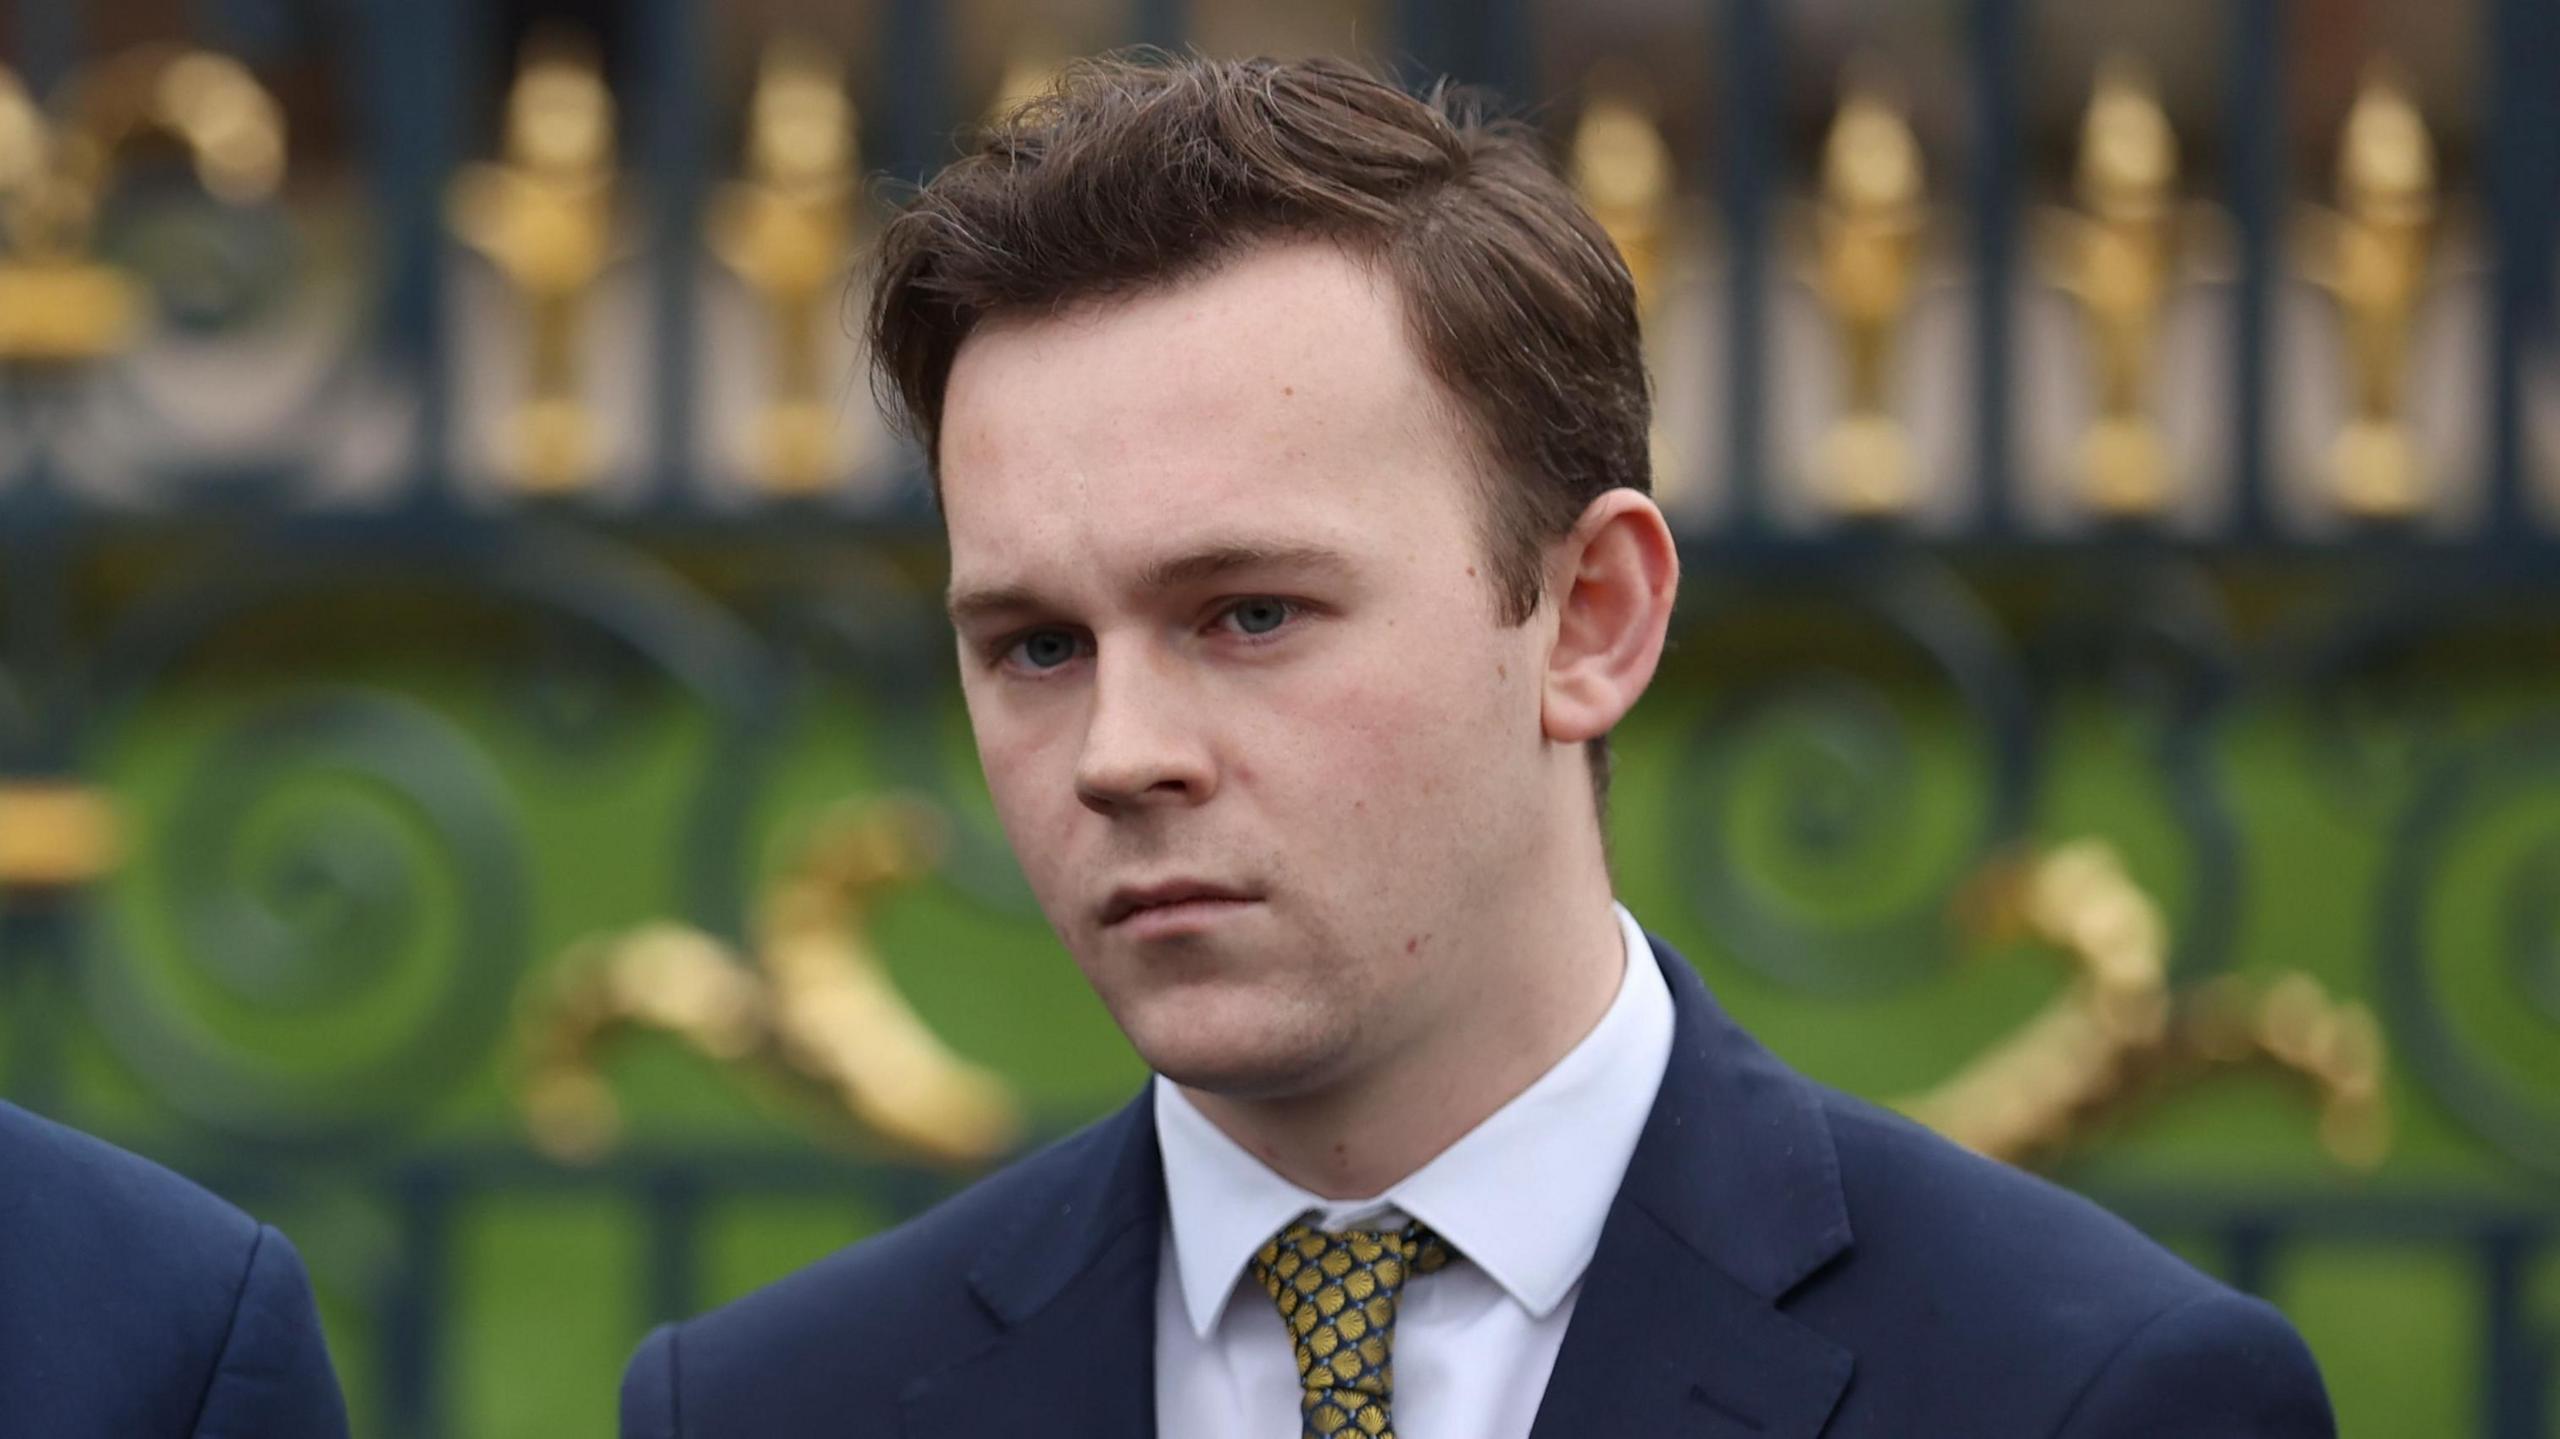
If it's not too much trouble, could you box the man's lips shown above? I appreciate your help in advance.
[1099,881,1261,927]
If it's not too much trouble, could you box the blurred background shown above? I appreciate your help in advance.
[1,0,2556,1434]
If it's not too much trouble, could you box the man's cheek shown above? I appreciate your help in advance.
[1296,686,1458,803]
[979,733,1079,856]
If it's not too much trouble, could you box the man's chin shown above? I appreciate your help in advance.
[1126,1018,1346,1103]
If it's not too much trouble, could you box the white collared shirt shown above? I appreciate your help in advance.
[1151,903,1676,1439]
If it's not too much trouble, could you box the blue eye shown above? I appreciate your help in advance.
[1226,598,1294,636]
[1008,630,1082,670]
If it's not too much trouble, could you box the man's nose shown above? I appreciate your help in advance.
[1073,648,1217,816]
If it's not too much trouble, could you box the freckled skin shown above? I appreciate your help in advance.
[941,241,1653,1196]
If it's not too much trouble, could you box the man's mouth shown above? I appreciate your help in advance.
[1099,880,1262,932]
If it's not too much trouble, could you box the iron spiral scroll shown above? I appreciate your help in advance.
[66,526,786,1148]
[1671,557,2037,996]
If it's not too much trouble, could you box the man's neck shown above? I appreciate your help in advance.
[1179,891,1629,1200]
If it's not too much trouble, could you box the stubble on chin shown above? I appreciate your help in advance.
[1118,986,1363,1104]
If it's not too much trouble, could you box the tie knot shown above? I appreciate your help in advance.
[1246,1219,1453,1439]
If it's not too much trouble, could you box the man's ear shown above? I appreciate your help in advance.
[1541,489,1679,745]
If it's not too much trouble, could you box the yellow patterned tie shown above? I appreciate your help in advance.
[1247,1218,1454,1439]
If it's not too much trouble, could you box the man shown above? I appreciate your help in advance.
[622,54,2333,1438]
[0,1101,350,1437]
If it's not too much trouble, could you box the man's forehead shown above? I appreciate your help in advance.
[938,246,1427,465]
[934,240,1486,613]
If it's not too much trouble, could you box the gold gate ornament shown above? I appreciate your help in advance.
[2313,64,2437,524]
[447,35,618,496]
[0,47,283,363]
[1810,73,1926,520]
[520,795,1024,1167]
[0,782,121,889]
[710,40,858,498]
[1903,839,2389,1172]
[2053,57,2181,521]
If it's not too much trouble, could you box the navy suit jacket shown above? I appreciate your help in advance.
[0,1102,350,1439]
[624,937,2335,1437]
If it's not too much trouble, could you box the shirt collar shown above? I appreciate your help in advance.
[1153,903,1677,1338]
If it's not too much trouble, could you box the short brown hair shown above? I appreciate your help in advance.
[867,52,1651,806]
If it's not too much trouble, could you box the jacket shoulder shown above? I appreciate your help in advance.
[0,1101,263,1299]
[1800,1090,2326,1429]
[635,1110,1140,1429]
[2051,1285,2334,1436]
[1817,1090,2222,1310]
[0,1103,319,1433]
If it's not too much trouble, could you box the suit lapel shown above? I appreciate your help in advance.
[900,1093,1165,1438]
[1529,937,1857,1439]
[1529,1207,1853,1438]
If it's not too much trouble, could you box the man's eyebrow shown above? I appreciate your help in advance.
[1134,540,1354,592]
[944,583,1046,626]
[947,540,1354,623]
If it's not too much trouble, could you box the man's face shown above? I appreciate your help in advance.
[940,242,1563,1101]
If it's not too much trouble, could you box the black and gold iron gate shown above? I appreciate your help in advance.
[2,0,2557,1434]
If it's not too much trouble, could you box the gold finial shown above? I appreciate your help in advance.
[2321,62,2436,522]
[1811,72,1925,520]
[745,41,855,187]
[1572,74,1685,507]
[1905,840,2390,1171]
[504,42,614,178]
[149,52,286,203]
[2339,64,2434,223]
[447,34,617,495]
[1823,82,1924,218]
[0,72,41,197]
[2059,56,2180,519]
[0,47,285,362]
[520,795,1026,1168]
[2078,56,2176,220]
[0,68,64,259]
[1571,81,1674,318]
[711,40,858,497]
